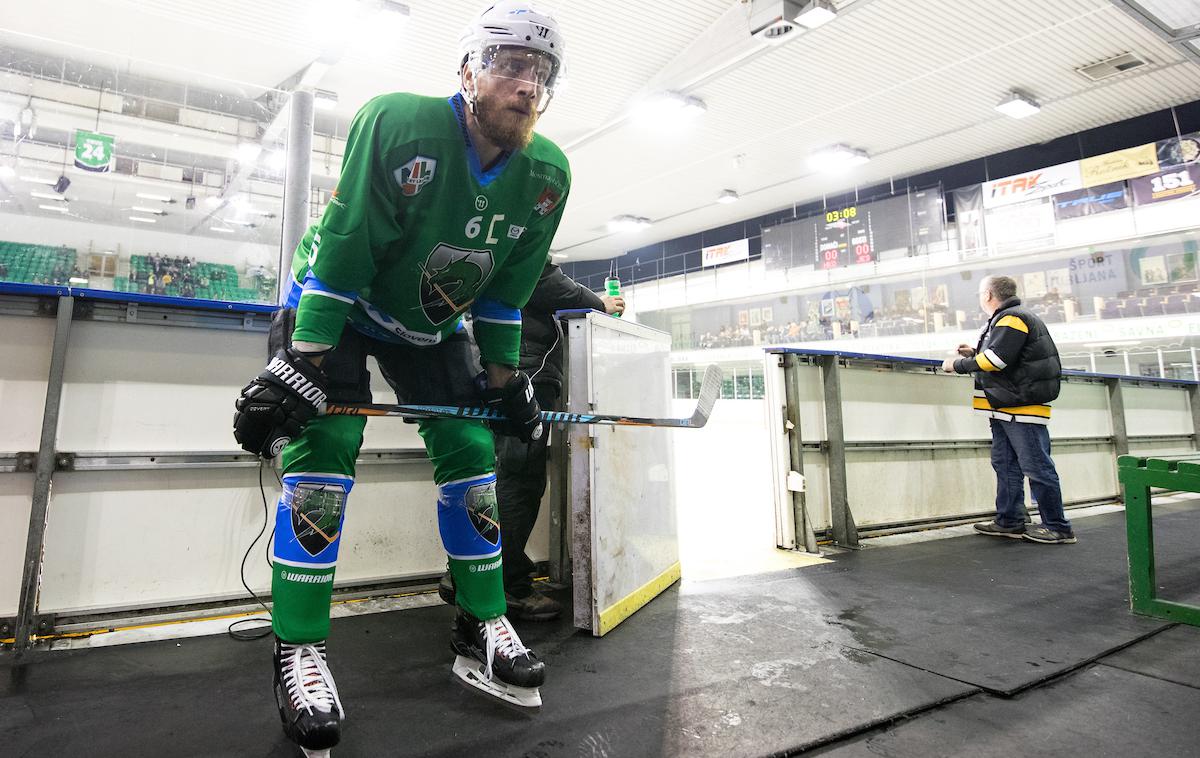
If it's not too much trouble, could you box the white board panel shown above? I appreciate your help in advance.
[36,463,442,614]
[0,474,34,616]
[1123,385,1193,437]
[0,317,54,451]
[569,313,680,635]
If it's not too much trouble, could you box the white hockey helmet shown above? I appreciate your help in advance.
[459,1,566,113]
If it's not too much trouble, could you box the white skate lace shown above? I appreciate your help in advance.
[482,615,531,682]
[282,642,345,718]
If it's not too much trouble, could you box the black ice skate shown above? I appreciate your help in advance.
[450,610,545,709]
[274,638,344,758]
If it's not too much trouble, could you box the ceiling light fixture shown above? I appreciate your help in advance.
[132,206,168,215]
[38,204,68,213]
[607,215,652,233]
[794,0,837,29]
[136,192,173,202]
[808,144,870,173]
[20,174,56,185]
[995,90,1041,119]
[31,191,65,201]
[716,189,740,204]
[210,226,236,234]
[129,215,158,224]
[633,91,707,127]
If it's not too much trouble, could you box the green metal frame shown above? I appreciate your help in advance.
[1118,455,1200,627]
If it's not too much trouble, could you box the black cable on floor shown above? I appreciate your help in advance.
[228,458,276,641]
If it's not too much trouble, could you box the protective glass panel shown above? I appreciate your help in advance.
[0,35,295,307]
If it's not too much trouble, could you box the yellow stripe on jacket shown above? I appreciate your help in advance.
[976,352,999,372]
[995,315,1029,333]
[972,395,1051,420]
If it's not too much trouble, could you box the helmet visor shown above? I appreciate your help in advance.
[479,45,561,95]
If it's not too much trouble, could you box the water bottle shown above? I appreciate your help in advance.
[604,276,621,317]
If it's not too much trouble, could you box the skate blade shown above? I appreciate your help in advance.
[300,749,331,758]
[452,655,542,710]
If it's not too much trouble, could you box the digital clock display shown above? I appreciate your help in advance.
[762,189,945,271]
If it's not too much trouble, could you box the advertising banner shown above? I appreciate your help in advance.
[1155,131,1200,169]
[701,238,750,268]
[982,160,1083,208]
[1080,143,1158,187]
[74,129,115,172]
[1052,181,1130,220]
[952,184,987,251]
[1129,165,1200,205]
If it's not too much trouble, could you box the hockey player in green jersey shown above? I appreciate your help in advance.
[232,2,570,754]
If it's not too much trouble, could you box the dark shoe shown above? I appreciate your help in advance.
[437,572,455,606]
[1023,525,1077,544]
[505,590,562,622]
[973,521,1026,538]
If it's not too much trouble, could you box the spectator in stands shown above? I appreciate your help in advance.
[0,262,8,279]
[941,275,1073,544]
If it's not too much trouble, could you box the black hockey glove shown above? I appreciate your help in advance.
[234,347,329,458]
[477,369,543,443]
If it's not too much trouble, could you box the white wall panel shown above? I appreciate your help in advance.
[1123,385,1194,437]
[0,474,34,617]
[0,316,54,452]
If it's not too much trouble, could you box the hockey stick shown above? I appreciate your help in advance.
[322,364,723,429]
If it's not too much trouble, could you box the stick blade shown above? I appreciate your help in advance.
[688,364,723,428]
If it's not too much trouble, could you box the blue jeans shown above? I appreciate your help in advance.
[990,418,1071,533]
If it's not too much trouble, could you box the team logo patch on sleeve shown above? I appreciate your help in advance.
[533,186,561,216]
[395,155,437,196]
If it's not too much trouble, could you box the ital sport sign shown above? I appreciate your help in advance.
[74,129,115,173]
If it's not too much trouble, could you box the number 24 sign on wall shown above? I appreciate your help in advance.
[74,129,115,172]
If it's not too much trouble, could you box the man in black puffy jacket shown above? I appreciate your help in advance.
[442,260,624,618]
[941,275,1074,544]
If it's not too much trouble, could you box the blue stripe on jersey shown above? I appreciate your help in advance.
[471,297,521,324]
[448,94,512,187]
[301,270,358,302]
[283,274,303,308]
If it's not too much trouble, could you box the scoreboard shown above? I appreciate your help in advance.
[763,189,945,271]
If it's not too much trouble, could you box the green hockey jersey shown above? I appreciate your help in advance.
[286,92,571,367]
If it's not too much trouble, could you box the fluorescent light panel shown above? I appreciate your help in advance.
[132,206,167,215]
[794,0,836,29]
[38,204,68,213]
[129,215,157,223]
[995,90,1040,118]
[716,189,740,204]
[808,144,870,172]
[633,91,707,127]
[135,192,172,202]
[608,215,652,233]
[31,191,65,201]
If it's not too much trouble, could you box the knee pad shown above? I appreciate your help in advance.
[273,473,354,569]
[437,473,502,561]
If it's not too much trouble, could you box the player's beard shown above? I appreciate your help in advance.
[474,92,538,152]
